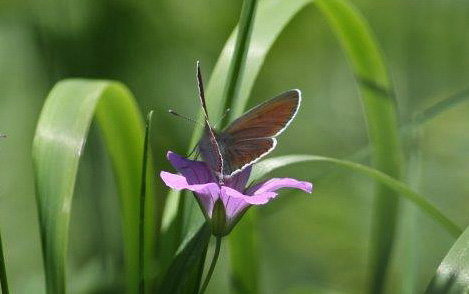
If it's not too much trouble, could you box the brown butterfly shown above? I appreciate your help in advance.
[196,62,301,181]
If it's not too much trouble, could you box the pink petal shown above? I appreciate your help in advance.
[247,178,313,195]
[166,151,215,185]
[222,186,278,205]
[223,166,252,191]
[160,171,220,216]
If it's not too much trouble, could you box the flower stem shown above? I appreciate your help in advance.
[0,225,10,294]
[199,236,222,294]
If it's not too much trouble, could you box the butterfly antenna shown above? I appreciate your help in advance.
[196,61,210,120]
[168,109,203,126]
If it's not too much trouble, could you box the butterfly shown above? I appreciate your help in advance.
[195,62,301,182]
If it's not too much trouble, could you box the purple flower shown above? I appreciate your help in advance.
[160,151,313,236]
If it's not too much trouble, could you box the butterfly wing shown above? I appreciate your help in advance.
[221,138,276,176]
[221,90,301,176]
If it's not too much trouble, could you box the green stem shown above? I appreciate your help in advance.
[139,111,153,294]
[199,237,222,294]
[0,225,10,294]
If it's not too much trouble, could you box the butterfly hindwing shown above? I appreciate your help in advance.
[221,137,276,175]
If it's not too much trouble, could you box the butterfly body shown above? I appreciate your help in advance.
[195,62,301,182]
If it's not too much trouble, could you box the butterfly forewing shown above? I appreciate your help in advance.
[220,90,301,176]
[223,90,300,141]
[195,62,301,178]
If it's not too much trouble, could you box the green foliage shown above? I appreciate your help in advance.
[425,224,469,294]
[2,0,469,294]
[32,80,155,294]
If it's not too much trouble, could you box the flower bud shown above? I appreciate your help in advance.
[211,199,227,237]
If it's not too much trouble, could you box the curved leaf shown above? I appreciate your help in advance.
[32,79,155,294]
[425,224,469,294]
[253,155,460,237]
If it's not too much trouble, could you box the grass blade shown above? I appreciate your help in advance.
[253,155,460,237]
[424,224,469,294]
[139,111,154,294]
[316,1,402,292]
[221,0,259,126]
[32,79,155,294]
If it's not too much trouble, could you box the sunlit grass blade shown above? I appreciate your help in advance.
[253,155,460,237]
[32,79,155,294]
[316,1,402,292]
[158,223,211,294]
[424,224,469,294]
[139,110,154,294]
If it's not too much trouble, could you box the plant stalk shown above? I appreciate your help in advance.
[139,110,153,294]
[199,237,222,294]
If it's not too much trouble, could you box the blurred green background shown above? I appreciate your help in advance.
[0,0,469,293]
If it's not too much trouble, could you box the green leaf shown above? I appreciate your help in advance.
[315,1,402,293]
[253,155,460,237]
[32,79,155,294]
[158,224,211,294]
[425,224,469,294]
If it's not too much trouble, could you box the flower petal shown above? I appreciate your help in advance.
[222,186,278,205]
[166,151,215,185]
[247,178,313,195]
[160,171,220,217]
[224,166,252,191]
